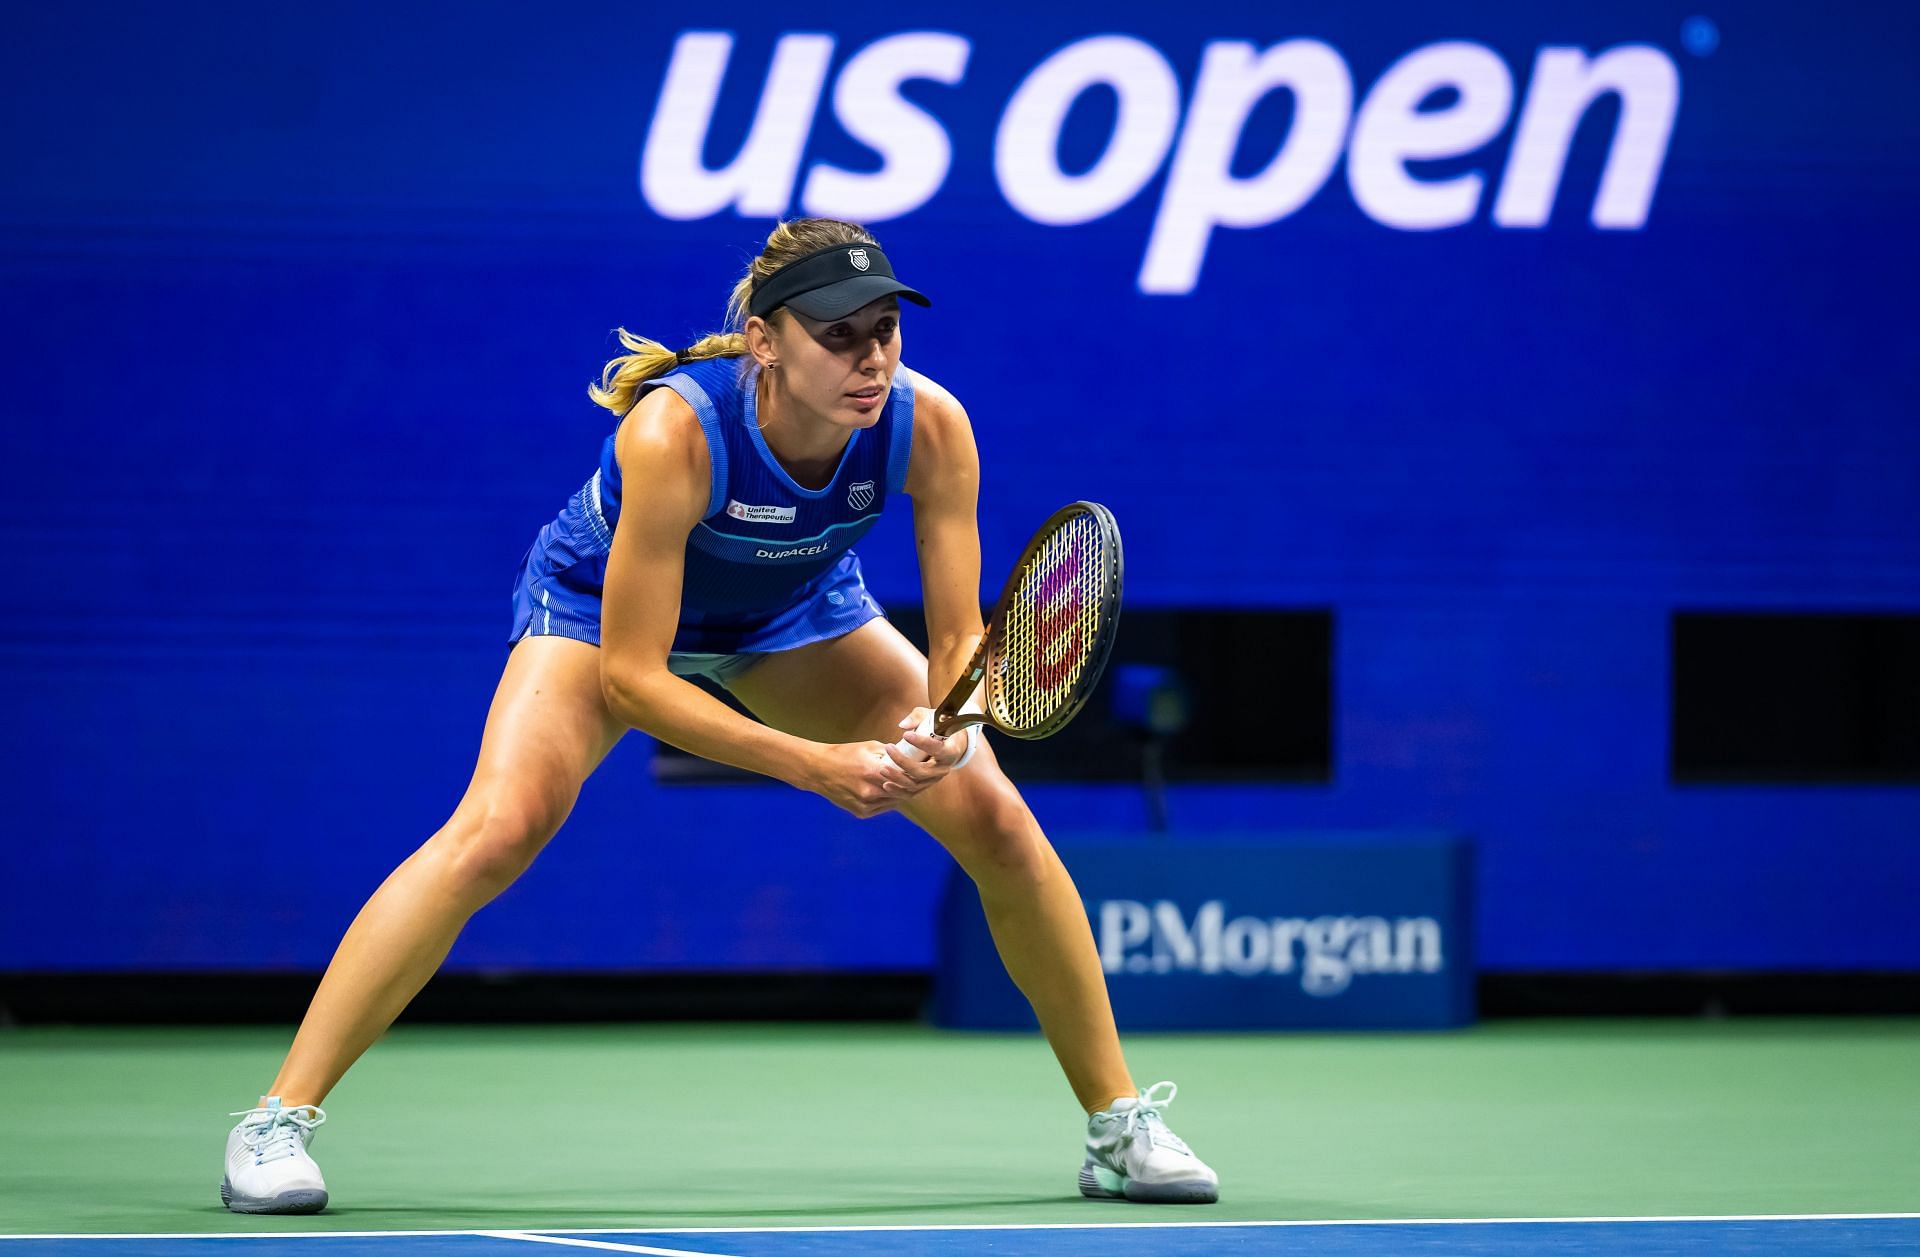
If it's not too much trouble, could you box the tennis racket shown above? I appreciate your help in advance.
[891,501,1124,760]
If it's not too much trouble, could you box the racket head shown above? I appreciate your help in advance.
[976,500,1124,739]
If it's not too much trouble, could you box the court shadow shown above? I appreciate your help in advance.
[1072,1194,1432,1220]
[196,1189,1452,1224]
[310,1193,1077,1223]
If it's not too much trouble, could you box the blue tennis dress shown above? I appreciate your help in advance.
[508,356,916,684]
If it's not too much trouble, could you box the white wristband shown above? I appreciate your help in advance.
[952,725,982,770]
[885,715,983,770]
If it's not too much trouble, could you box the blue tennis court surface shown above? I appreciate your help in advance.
[4,1217,1919,1256]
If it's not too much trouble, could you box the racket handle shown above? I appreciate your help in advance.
[887,710,937,762]
[885,712,982,769]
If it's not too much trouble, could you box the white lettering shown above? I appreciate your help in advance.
[1300,917,1353,995]
[636,31,1684,292]
[1219,914,1270,975]
[995,36,1182,226]
[1140,40,1353,294]
[641,32,833,219]
[727,500,797,523]
[1096,899,1446,996]
[1099,899,1150,971]
[1493,44,1680,229]
[803,33,971,222]
[1345,916,1394,974]
[754,541,832,559]
[1395,916,1444,973]
[1348,42,1513,230]
[1268,917,1303,973]
[1151,898,1221,972]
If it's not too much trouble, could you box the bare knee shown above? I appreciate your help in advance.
[943,794,1054,890]
[434,795,567,900]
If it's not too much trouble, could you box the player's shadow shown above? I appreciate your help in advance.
[198,1193,1444,1241]
[208,1193,1417,1224]
[261,1193,1077,1222]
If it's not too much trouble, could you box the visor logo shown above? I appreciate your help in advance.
[848,247,871,271]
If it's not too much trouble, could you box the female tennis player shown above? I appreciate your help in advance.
[220,218,1219,1213]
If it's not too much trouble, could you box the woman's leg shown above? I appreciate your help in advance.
[728,619,1136,1114]
[265,635,627,1106]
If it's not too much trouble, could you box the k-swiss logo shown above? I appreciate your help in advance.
[726,499,797,524]
[847,248,871,271]
[847,479,876,511]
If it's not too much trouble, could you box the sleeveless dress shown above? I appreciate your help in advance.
[508,357,917,686]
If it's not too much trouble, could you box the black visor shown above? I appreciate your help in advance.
[747,244,931,321]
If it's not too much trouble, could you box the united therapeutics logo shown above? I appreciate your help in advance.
[1097,899,1445,997]
[640,30,1682,294]
[727,499,797,524]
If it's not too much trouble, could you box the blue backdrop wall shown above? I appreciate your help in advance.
[3,2,1916,973]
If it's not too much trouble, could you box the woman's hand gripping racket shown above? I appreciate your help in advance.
[891,501,1125,765]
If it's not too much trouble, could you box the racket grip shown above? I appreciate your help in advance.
[887,710,937,762]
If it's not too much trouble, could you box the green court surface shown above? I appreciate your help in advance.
[0,1019,1914,1235]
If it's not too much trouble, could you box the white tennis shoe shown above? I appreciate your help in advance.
[221,1097,328,1214]
[1080,1081,1219,1204]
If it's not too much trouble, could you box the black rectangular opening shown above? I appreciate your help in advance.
[1671,611,1920,783]
[652,606,1333,784]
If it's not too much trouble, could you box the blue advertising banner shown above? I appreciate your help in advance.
[935,835,1474,1029]
[2,3,1916,975]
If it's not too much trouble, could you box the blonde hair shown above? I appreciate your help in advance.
[588,218,882,416]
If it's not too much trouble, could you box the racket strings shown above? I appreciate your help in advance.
[991,512,1112,733]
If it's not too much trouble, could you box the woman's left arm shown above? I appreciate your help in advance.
[902,374,987,726]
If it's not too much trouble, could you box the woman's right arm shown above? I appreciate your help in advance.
[597,388,915,817]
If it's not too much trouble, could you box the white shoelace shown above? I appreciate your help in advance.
[230,1100,326,1166]
[1103,1080,1192,1155]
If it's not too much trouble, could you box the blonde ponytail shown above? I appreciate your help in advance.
[587,329,746,416]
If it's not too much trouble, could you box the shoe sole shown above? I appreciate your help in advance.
[1079,1161,1218,1204]
[220,1177,328,1215]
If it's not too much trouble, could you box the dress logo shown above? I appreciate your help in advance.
[848,248,871,272]
[726,499,796,524]
[846,479,876,511]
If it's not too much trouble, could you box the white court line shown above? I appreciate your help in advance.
[2,1214,1918,1239]
[544,1213,1920,1234]
[480,1233,737,1257]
